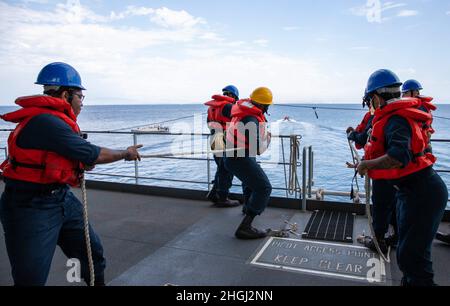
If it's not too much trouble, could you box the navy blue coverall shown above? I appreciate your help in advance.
[385,115,448,286]
[208,104,235,200]
[0,114,105,286]
[224,116,272,216]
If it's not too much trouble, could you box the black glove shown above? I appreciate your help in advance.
[347,131,356,141]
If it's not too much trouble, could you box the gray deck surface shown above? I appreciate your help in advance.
[1,182,449,286]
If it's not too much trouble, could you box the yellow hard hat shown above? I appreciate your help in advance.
[250,87,273,105]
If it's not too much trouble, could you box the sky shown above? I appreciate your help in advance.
[0,0,449,105]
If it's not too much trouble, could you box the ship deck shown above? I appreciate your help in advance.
[0,181,449,286]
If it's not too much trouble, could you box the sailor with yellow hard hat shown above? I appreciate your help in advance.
[224,87,273,239]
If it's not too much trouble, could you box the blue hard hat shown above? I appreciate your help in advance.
[366,69,402,94]
[402,79,423,93]
[35,62,86,90]
[222,85,239,99]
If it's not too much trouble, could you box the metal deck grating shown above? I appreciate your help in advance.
[302,210,355,243]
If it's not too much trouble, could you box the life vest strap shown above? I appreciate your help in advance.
[9,157,45,170]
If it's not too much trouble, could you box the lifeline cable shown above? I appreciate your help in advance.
[111,113,207,132]
[277,104,450,121]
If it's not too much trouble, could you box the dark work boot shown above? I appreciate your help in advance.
[436,232,450,245]
[358,235,388,254]
[213,198,241,208]
[401,277,410,287]
[235,215,267,240]
[385,234,398,248]
[206,189,219,203]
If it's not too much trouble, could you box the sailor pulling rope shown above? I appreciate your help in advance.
[140,137,301,197]
[81,136,301,272]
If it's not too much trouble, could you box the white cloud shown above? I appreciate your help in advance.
[150,7,205,29]
[315,37,328,43]
[111,6,205,32]
[110,6,155,21]
[125,6,155,17]
[397,10,418,17]
[55,0,110,24]
[282,26,300,31]
[253,39,269,47]
[22,0,48,3]
[0,0,367,105]
[396,68,416,75]
[349,46,371,51]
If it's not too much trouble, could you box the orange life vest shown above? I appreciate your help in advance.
[364,98,436,180]
[417,96,436,135]
[355,111,374,150]
[226,99,269,155]
[0,95,83,186]
[205,95,235,131]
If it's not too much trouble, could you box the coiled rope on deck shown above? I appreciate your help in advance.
[288,135,301,195]
[80,174,95,286]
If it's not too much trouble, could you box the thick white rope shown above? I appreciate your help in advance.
[364,175,391,263]
[348,141,391,263]
[80,174,95,286]
[140,147,243,159]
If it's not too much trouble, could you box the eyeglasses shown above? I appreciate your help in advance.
[72,93,85,102]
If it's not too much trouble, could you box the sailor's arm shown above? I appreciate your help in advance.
[357,154,402,175]
[95,145,142,164]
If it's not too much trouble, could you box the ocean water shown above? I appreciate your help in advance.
[0,103,449,205]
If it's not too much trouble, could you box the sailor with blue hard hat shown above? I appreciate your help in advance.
[350,87,398,254]
[0,62,142,286]
[35,62,87,90]
[402,79,423,96]
[205,85,241,207]
[358,69,448,286]
[222,85,239,101]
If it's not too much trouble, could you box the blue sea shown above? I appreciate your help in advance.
[0,103,449,206]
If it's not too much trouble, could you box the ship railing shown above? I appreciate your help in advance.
[0,129,304,200]
[0,130,448,204]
